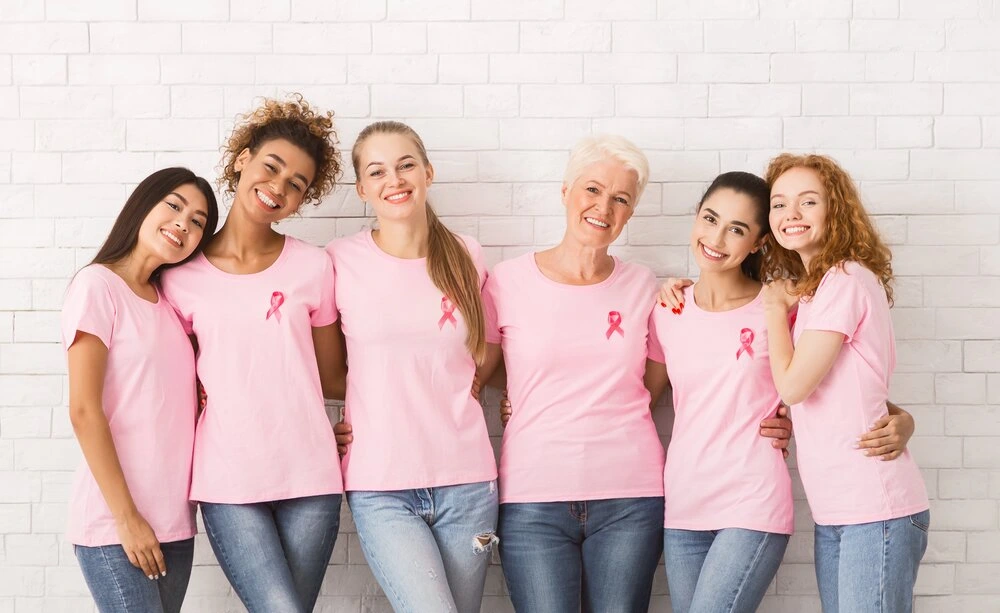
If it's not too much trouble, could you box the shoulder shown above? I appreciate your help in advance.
[455,232,482,255]
[616,259,657,291]
[67,265,116,301]
[491,252,531,280]
[818,261,877,291]
[324,230,367,260]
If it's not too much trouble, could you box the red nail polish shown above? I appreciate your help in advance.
[671,308,679,314]
[660,301,667,308]
[679,302,684,309]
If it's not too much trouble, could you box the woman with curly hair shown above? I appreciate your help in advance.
[159,95,345,613]
[760,154,929,612]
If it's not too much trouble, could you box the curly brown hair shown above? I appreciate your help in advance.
[221,94,341,207]
[761,153,894,305]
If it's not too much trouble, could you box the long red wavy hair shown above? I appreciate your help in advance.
[762,153,894,305]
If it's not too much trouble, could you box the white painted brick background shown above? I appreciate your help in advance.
[0,0,998,611]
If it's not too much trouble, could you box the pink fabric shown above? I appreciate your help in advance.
[649,286,794,534]
[484,253,665,504]
[792,261,928,525]
[61,265,197,546]
[160,237,343,503]
[326,230,497,491]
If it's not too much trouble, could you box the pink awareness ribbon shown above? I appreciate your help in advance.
[266,291,285,323]
[438,296,458,329]
[736,327,755,360]
[606,311,624,339]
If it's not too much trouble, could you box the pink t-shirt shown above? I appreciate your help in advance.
[792,261,928,525]
[648,286,794,534]
[326,230,497,491]
[484,253,665,504]
[160,236,344,504]
[61,265,197,546]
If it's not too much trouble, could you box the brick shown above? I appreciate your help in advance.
[520,85,613,118]
[501,118,592,150]
[471,0,562,19]
[478,151,567,182]
[909,216,998,247]
[965,438,1000,468]
[796,19,849,51]
[647,151,720,182]
[438,54,488,84]
[0,0,44,20]
[0,24,87,53]
[0,219,52,248]
[684,117,782,149]
[611,21,704,53]
[371,23,426,54]
[784,116,876,149]
[617,84,708,117]
[371,85,461,118]
[957,182,1000,213]
[113,85,170,119]
[406,118,498,150]
[912,150,1000,181]
[427,23,517,53]
[946,20,1000,51]
[900,0,986,18]
[591,118,684,151]
[936,308,1000,339]
[387,0,468,20]
[866,52,916,82]
[850,20,945,51]
[20,87,112,119]
[802,83,849,115]
[944,84,1000,115]
[583,53,675,84]
[704,20,795,52]
[915,564,957,596]
[772,53,865,82]
[678,53,770,83]
[290,0,384,20]
[272,24,371,54]
[896,341,963,373]
[11,56,66,85]
[850,83,943,115]
[137,0,228,20]
[945,406,1000,436]
[182,23,272,53]
[347,55,436,84]
[160,55,255,85]
[62,152,155,184]
[917,52,1000,82]
[964,341,1000,372]
[660,0,757,19]
[967,532,1000,562]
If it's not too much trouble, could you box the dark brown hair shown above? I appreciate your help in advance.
[697,171,771,281]
[91,167,219,281]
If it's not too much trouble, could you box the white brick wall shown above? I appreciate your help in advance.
[0,2,997,612]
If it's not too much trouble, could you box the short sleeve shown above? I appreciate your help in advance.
[646,309,665,364]
[61,268,116,350]
[800,267,867,342]
[483,273,501,345]
[311,252,338,327]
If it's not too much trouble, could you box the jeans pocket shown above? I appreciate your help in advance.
[908,511,930,533]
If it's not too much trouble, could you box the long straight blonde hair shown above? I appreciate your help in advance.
[352,121,486,363]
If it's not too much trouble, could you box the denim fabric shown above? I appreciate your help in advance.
[814,509,930,613]
[75,538,194,613]
[498,496,664,613]
[200,494,342,613]
[347,480,499,613]
[663,527,789,613]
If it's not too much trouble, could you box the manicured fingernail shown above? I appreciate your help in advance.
[660,302,667,307]
[161,571,167,577]
[671,308,679,314]
[679,302,684,308]
[852,442,860,449]
[148,575,155,580]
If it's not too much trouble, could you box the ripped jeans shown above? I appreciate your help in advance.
[347,480,499,613]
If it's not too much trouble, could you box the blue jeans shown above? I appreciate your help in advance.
[814,509,930,613]
[347,480,499,613]
[200,494,342,613]
[498,496,664,613]
[75,538,194,613]
[663,528,789,613]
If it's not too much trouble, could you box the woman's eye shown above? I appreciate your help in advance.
[290,182,303,192]
[703,215,715,223]
[771,202,784,209]
[265,164,276,173]
[615,197,629,205]
[192,219,204,229]
[587,186,599,194]
[802,200,816,206]
[729,227,744,236]
[399,162,415,171]
[166,202,180,211]
[369,169,383,177]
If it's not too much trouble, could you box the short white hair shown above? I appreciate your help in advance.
[563,134,650,204]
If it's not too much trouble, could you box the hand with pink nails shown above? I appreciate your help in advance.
[657,278,693,314]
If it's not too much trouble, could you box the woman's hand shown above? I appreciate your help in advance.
[500,390,511,427]
[856,412,914,461]
[759,404,792,459]
[334,420,353,456]
[116,511,165,580]
[472,373,482,401]
[657,278,694,313]
[762,279,797,312]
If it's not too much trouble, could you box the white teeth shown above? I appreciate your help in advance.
[257,189,280,209]
[784,226,808,235]
[702,244,724,258]
[386,192,410,202]
[161,229,182,247]
[585,217,609,228]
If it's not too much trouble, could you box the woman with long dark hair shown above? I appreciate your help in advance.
[64,167,218,613]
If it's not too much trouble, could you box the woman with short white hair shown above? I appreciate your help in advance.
[478,135,666,611]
